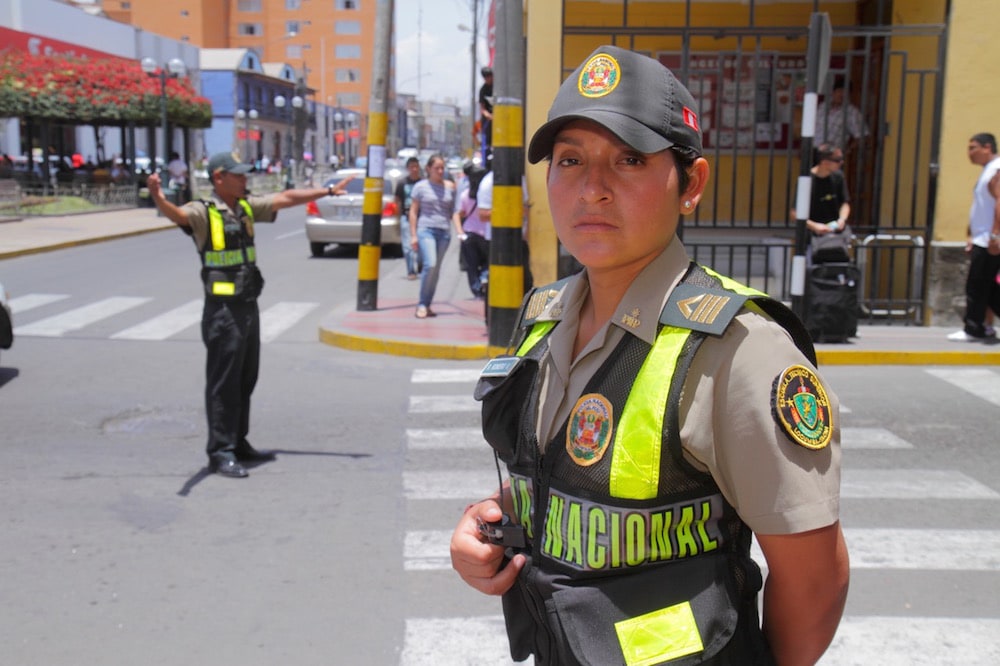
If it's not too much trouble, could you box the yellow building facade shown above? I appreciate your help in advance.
[522,0,1000,326]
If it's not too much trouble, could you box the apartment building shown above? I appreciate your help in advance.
[97,0,382,158]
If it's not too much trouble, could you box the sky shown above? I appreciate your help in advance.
[394,0,492,113]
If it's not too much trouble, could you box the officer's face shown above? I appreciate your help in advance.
[213,170,248,197]
[546,119,708,277]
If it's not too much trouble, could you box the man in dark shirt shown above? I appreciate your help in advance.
[394,157,422,279]
[806,143,851,234]
[478,66,494,162]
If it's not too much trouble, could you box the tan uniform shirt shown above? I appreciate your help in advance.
[533,240,841,536]
[181,193,278,250]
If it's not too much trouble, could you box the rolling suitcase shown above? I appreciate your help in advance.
[805,262,859,343]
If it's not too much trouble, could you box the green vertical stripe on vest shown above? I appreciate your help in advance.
[207,199,254,252]
[517,320,555,356]
[610,325,692,500]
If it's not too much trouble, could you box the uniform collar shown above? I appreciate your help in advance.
[533,239,691,345]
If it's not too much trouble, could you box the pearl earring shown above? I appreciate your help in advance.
[684,200,692,210]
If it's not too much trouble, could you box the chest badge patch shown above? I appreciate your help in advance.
[772,365,833,450]
[566,393,614,466]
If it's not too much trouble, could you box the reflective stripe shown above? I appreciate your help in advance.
[610,326,690,499]
[516,320,555,355]
[615,601,704,665]
[207,199,255,252]
[211,281,236,296]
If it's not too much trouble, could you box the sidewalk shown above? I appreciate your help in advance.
[2,207,998,365]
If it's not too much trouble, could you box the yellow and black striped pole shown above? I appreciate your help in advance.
[487,0,526,351]
[357,0,394,310]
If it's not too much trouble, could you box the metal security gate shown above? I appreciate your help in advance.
[561,0,946,324]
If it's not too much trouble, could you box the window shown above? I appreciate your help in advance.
[180,10,189,17]
[237,23,262,36]
[336,0,359,9]
[286,20,303,35]
[286,44,305,60]
[121,2,131,8]
[237,0,261,11]
[335,20,361,35]
[335,44,361,59]
[335,68,360,83]
[337,93,362,107]
[285,0,301,9]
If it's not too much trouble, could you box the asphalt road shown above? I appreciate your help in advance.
[0,226,998,664]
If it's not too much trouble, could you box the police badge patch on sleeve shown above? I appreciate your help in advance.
[772,365,833,450]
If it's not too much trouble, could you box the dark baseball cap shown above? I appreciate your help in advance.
[527,45,703,164]
[207,152,253,175]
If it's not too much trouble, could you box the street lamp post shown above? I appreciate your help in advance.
[235,108,259,165]
[274,93,303,189]
[347,112,357,166]
[140,57,186,176]
[333,111,343,168]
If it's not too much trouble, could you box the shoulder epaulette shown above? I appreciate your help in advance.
[518,277,572,328]
[660,282,749,336]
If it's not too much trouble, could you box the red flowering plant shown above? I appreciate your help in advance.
[0,50,212,128]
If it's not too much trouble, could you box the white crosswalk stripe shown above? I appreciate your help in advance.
[259,301,319,343]
[111,299,202,340]
[9,293,323,343]
[401,368,1000,664]
[14,296,150,336]
[926,367,1000,408]
[8,293,70,314]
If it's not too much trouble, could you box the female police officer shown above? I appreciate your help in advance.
[450,46,849,665]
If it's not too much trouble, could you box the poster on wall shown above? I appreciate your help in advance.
[658,52,846,152]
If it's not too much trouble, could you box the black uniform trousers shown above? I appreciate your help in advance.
[963,244,1000,337]
[202,297,260,463]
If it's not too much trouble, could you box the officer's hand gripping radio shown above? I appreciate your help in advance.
[477,514,527,549]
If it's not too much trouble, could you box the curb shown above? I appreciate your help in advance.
[0,224,174,260]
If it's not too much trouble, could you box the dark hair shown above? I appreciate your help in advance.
[971,133,997,153]
[481,66,492,77]
[465,166,489,201]
[425,153,445,170]
[406,157,420,167]
[671,147,698,196]
[814,142,842,165]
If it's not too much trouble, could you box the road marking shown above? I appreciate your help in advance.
[14,296,150,337]
[401,617,518,666]
[412,368,483,383]
[842,469,1000,499]
[409,395,480,413]
[400,615,1000,665]
[260,301,318,343]
[841,427,913,449]
[275,228,305,240]
[404,470,498,500]
[110,299,202,340]
[819,616,1000,665]
[404,530,453,571]
[926,367,1000,408]
[7,293,70,314]
[407,427,485,450]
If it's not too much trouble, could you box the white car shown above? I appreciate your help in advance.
[304,168,403,257]
[0,280,12,362]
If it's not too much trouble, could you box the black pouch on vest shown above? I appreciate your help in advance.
[202,265,264,301]
[474,355,539,464]
[547,555,741,666]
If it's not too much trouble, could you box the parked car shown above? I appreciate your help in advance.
[0,280,13,362]
[304,168,402,257]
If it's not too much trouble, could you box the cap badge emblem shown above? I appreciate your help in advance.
[566,393,614,466]
[578,53,621,98]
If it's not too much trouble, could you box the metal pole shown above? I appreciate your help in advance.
[356,0,394,311]
[471,0,479,153]
[791,12,832,319]
[487,0,525,349]
[159,70,168,176]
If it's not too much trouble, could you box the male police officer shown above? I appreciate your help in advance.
[148,153,351,478]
